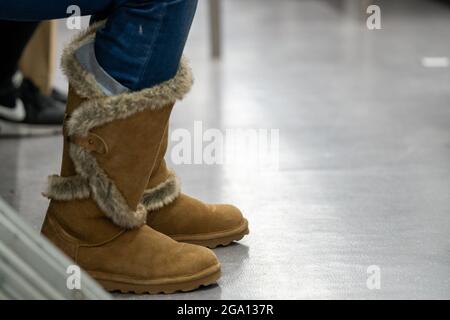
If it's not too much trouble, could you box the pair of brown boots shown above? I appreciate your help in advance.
[40,25,249,294]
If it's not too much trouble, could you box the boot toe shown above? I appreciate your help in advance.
[147,194,249,247]
[179,242,221,273]
[210,203,245,232]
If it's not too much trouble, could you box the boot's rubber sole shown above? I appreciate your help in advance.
[90,263,221,294]
[171,218,249,249]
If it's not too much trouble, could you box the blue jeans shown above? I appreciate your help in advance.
[0,0,198,93]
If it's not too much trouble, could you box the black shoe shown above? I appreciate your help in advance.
[51,88,68,104]
[0,78,65,136]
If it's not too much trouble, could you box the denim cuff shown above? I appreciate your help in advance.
[74,39,130,96]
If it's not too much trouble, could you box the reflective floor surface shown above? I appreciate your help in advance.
[1,0,449,299]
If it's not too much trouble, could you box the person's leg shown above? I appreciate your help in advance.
[0,2,117,135]
[0,21,67,135]
[0,0,197,94]
[93,0,198,91]
[33,0,221,293]
[0,21,38,88]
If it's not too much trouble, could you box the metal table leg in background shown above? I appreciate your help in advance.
[209,0,221,59]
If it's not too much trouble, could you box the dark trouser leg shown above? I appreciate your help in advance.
[93,0,199,91]
[0,0,198,93]
[0,21,38,89]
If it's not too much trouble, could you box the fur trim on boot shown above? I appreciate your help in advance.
[43,175,90,200]
[142,172,181,211]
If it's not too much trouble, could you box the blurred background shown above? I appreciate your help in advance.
[1,0,450,299]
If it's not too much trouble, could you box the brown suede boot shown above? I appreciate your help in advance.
[41,24,220,294]
[141,127,249,249]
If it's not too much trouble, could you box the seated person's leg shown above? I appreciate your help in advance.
[93,0,198,92]
[0,0,120,21]
[37,0,224,294]
[0,21,66,135]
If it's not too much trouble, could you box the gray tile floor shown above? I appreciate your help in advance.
[1,0,450,299]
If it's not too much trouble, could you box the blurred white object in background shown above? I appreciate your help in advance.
[421,57,450,68]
